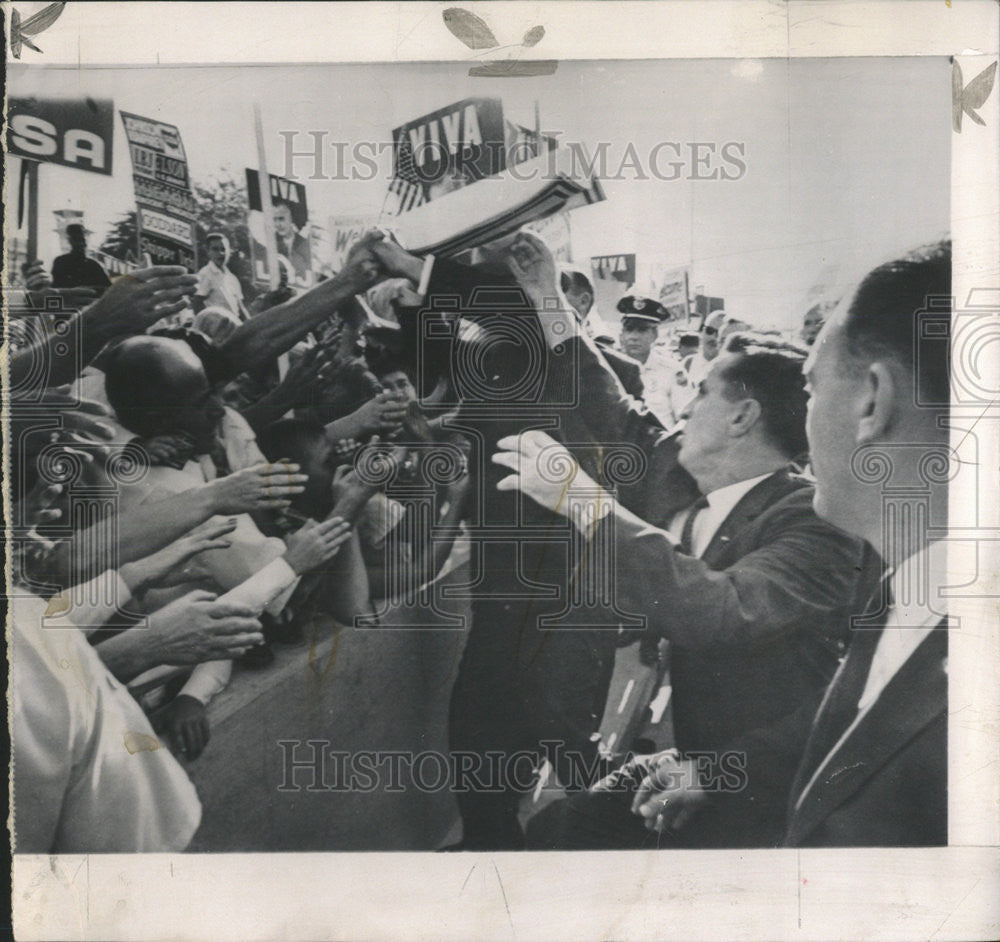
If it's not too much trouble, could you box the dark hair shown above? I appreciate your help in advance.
[560,268,594,297]
[843,239,951,406]
[678,333,700,348]
[716,333,809,458]
[206,233,226,247]
[255,418,326,465]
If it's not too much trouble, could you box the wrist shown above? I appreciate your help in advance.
[568,490,617,535]
[118,561,148,594]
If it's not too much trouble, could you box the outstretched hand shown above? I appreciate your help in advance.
[492,430,607,520]
[86,266,199,341]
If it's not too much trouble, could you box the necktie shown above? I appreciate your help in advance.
[796,585,891,786]
[678,496,709,556]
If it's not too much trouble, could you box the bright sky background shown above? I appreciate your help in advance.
[8,56,949,329]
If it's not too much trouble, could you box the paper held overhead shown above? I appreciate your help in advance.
[388,147,605,258]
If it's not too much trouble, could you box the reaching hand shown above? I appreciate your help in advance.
[132,432,198,469]
[282,516,353,574]
[85,266,198,342]
[339,231,388,290]
[205,462,309,514]
[145,590,264,665]
[155,694,210,760]
[355,390,409,436]
[119,518,238,593]
[365,230,424,283]
[493,430,609,521]
[629,751,708,834]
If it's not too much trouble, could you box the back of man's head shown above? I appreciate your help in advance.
[718,333,810,459]
[841,239,951,409]
[104,336,206,438]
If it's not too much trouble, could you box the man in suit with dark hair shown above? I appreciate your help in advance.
[784,239,951,846]
[495,232,878,848]
[560,267,646,401]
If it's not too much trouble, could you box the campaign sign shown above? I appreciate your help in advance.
[121,111,197,271]
[7,96,115,175]
[392,97,506,195]
[246,169,313,288]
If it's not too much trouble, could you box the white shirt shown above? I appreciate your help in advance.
[668,472,775,558]
[794,541,945,810]
[196,261,244,316]
[11,581,202,853]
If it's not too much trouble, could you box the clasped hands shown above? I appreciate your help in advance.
[593,749,708,834]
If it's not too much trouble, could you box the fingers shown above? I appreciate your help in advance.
[187,518,238,540]
[315,516,350,537]
[202,600,258,620]
[491,450,520,473]
[181,589,218,605]
[496,473,520,492]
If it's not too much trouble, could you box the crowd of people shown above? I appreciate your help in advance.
[9,216,950,853]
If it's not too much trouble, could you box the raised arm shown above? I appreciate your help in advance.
[216,237,382,377]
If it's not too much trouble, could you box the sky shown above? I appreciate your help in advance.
[8,56,950,329]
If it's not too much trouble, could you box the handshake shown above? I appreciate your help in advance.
[338,230,425,293]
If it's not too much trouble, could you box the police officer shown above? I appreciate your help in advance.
[616,295,675,426]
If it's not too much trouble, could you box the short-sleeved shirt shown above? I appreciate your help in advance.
[196,262,244,316]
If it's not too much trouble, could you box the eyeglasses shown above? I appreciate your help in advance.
[702,326,718,337]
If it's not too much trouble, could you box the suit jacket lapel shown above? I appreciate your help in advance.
[786,625,947,845]
[700,468,803,567]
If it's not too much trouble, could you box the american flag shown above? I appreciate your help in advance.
[387,134,427,215]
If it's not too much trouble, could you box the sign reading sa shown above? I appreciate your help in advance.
[7,97,115,175]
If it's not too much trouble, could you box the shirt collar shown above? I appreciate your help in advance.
[705,471,775,513]
[888,540,949,629]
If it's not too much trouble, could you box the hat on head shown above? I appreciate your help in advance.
[617,295,669,325]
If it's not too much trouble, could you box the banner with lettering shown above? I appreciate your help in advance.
[387,97,506,214]
[326,216,368,272]
[120,111,197,269]
[8,97,115,175]
[246,169,313,289]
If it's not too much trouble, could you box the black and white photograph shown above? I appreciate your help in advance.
[5,2,999,940]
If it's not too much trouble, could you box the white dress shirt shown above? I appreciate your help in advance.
[667,472,774,558]
[794,540,946,810]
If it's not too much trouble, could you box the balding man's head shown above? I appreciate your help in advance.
[104,336,223,450]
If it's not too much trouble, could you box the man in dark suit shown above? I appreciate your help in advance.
[365,234,698,848]
[560,266,645,401]
[783,240,951,846]
[494,232,878,848]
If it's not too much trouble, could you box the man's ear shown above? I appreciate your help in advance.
[730,398,762,438]
[856,361,896,444]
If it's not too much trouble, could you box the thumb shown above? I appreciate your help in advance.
[496,474,520,492]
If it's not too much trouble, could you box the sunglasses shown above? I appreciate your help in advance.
[702,326,719,337]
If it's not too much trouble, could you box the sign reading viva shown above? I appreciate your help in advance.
[7,97,115,175]
[392,97,505,189]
